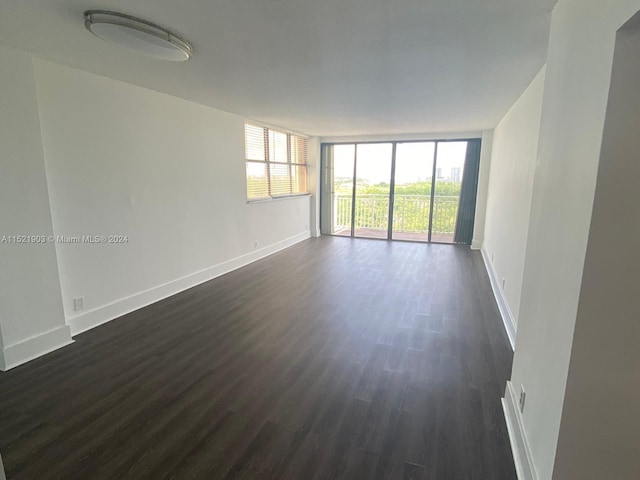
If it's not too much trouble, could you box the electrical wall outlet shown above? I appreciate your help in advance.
[519,385,526,413]
[73,297,84,312]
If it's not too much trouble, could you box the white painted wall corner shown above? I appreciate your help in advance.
[1,325,73,371]
[502,380,539,480]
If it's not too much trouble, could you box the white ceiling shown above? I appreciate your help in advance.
[0,0,556,137]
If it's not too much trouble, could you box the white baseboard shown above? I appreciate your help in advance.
[1,325,74,371]
[480,247,516,350]
[68,231,311,336]
[502,381,538,480]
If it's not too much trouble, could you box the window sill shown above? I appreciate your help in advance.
[247,193,311,204]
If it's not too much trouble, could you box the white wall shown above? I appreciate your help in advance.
[552,17,640,479]
[506,0,640,479]
[0,45,71,369]
[32,59,311,335]
[482,67,545,335]
[1,46,313,368]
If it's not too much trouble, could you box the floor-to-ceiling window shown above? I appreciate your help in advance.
[352,143,393,239]
[392,142,435,242]
[321,139,481,245]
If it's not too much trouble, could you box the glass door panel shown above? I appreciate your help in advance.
[322,139,478,243]
[432,142,467,243]
[331,144,355,236]
[354,143,392,239]
[392,142,435,242]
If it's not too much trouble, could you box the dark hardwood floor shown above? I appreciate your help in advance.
[0,236,515,480]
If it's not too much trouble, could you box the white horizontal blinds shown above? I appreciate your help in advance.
[291,164,307,194]
[245,124,266,161]
[269,130,291,196]
[270,163,292,196]
[289,135,308,194]
[270,130,288,162]
[244,123,308,199]
[245,124,269,199]
[289,134,307,164]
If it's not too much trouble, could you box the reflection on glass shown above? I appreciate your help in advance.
[332,145,355,236]
[432,142,467,243]
[392,142,435,242]
[354,143,393,239]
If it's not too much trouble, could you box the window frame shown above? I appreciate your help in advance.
[244,123,309,202]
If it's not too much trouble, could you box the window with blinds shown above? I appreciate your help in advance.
[245,124,308,200]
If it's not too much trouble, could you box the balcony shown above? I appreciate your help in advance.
[332,193,459,243]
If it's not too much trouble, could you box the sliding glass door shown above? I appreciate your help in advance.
[392,142,435,242]
[432,142,467,244]
[322,139,481,245]
[331,144,355,237]
[353,143,393,239]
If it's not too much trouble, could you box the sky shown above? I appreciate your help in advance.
[333,141,467,185]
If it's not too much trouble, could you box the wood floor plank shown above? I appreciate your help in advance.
[0,237,516,479]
